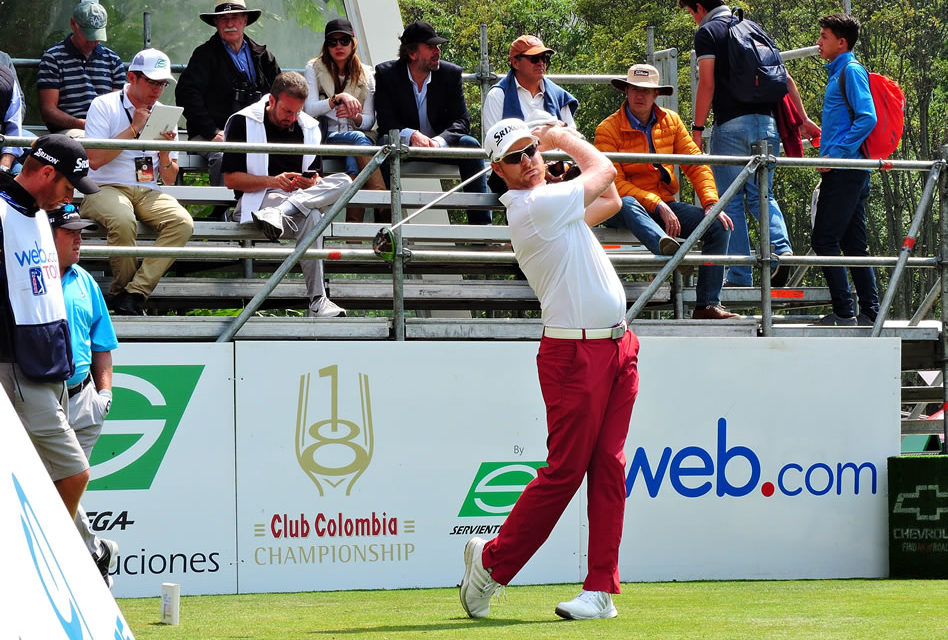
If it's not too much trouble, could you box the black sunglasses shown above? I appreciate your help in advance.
[133,72,169,89]
[518,53,551,65]
[501,143,538,164]
[326,36,352,47]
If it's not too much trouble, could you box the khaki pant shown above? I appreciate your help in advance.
[80,185,193,297]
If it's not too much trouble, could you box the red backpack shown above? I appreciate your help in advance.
[838,61,905,160]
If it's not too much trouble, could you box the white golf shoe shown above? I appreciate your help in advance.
[459,537,502,618]
[554,590,618,620]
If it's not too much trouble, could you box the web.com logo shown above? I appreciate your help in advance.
[625,418,878,499]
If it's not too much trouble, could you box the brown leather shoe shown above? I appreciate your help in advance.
[692,304,742,320]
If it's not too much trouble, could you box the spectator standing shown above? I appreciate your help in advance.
[0,134,99,519]
[222,72,351,318]
[679,0,820,287]
[303,18,387,223]
[37,1,126,136]
[49,205,119,588]
[176,1,280,186]
[594,64,738,320]
[811,13,879,326]
[459,119,639,620]
[374,21,490,225]
[80,49,193,316]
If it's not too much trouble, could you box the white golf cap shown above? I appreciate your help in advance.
[128,48,176,83]
[485,118,539,163]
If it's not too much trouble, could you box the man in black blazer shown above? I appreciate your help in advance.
[374,21,490,224]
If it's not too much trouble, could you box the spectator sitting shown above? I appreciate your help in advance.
[49,205,119,589]
[176,0,280,186]
[80,49,194,316]
[482,35,578,194]
[374,20,490,225]
[37,1,125,137]
[303,17,388,223]
[0,63,25,174]
[222,72,351,318]
[594,64,739,320]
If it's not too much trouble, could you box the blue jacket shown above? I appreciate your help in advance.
[820,51,876,160]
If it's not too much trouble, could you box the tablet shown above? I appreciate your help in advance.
[138,104,184,140]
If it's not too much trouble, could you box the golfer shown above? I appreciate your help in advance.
[460,118,640,620]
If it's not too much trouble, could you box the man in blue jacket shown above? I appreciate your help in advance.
[812,13,879,326]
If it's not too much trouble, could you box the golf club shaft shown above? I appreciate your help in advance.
[385,165,492,232]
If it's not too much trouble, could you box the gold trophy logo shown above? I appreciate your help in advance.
[296,365,374,496]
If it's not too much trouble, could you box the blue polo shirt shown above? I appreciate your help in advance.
[37,35,126,120]
[61,263,117,388]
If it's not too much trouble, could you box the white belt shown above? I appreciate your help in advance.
[543,320,627,340]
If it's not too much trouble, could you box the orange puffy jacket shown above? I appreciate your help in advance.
[594,104,718,214]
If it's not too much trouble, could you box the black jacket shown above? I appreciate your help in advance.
[175,35,280,140]
[373,59,471,146]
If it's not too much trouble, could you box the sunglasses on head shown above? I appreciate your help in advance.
[518,53,551,65]
[501,143,538,164]
[327,35,352,47]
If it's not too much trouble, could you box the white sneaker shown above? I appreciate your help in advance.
[308,296,346,318]
[555,590,618,620]
[252,207,285,241]
[459,537,502,618]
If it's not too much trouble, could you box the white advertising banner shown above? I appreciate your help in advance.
[81,343,237,598]
[0,392,135,639]
[234,338,899,593]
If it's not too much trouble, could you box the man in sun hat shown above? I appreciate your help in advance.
[38,2,126,136]
[177,1,280,186]
[374,20,490,224]
[80,48,193,316]
[458,118,639,621]
[0,134,99,521]
[594,63,739,320]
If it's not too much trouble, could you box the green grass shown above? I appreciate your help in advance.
[118,580,948,639]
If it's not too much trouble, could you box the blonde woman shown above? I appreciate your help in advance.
[304,18,387,222]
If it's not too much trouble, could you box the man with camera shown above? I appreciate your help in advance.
[222,72,350,318]
[176,1,280,185]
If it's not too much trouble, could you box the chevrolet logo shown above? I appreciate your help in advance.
[893,484,948,521]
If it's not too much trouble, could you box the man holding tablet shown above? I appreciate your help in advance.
[80,48,193,315]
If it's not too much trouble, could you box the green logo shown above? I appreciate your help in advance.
[458,461,547,517]
[87,365,204,491]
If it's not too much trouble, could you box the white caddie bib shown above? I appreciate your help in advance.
[0,200,67,326]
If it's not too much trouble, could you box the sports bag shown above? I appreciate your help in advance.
[838,61,905,160]
[727,7,788,105]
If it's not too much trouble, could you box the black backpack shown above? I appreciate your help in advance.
[726,7,788,104]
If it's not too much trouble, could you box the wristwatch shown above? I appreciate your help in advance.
[691,124,706,132]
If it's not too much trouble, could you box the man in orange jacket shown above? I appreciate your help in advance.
[594,64,738,320]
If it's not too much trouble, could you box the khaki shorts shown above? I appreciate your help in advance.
[0,363,89,481]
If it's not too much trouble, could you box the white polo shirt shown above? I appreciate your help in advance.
[482,78,576,134]
[501,179,625,329]
[85,85,178,189]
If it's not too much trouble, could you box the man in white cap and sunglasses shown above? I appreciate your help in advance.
[459,118,640,621]
[595,63,739,320]
[81,48,193,316]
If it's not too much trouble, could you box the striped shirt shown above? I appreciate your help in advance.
[37,36,125,119]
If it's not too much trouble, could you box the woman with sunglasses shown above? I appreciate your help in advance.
[303,18,388,223]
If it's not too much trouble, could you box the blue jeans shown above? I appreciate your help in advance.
[710,114,791,286]
[327,130,375,176]
[380,134,490,225]
[812,169,878,319]
[603,197,729,307]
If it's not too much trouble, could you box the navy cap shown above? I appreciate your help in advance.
[48,204,97,231]
[28,134,99,195]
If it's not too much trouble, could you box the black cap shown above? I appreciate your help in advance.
[28,135,99,195]
[399,21,447,46]
[325,17,354,37]
[48,204,97,231]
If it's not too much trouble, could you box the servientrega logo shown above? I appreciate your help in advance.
[458,461,547,517]
[88,365,204,491]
